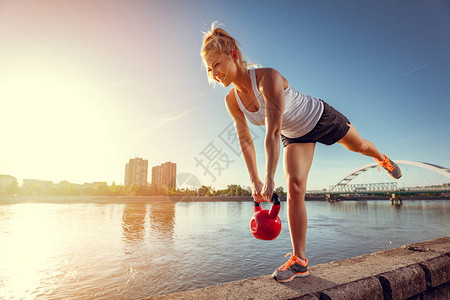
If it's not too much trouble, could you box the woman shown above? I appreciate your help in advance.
[201,24,401,283]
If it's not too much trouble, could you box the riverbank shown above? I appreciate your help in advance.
[0,195,251,204]
[145,236,450,300]
[1,195,449,204]
[306,194,450,201]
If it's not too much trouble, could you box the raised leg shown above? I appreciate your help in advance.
[338,124,385,161]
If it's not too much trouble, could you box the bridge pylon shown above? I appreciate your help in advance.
[390,193,402,205]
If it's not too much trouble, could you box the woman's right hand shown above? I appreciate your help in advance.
[251,179,265,203]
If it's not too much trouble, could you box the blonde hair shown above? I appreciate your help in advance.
[201,22,247,84]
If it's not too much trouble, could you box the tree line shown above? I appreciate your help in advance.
[1,179,286,197]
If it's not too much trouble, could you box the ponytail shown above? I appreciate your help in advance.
[201,22,247,83]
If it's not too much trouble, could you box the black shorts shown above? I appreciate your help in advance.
[281,100,351,147]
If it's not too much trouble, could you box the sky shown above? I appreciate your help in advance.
[1,0,449,190]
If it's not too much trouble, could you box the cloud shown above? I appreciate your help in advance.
[135,108,196,137]
[400,62,432,77]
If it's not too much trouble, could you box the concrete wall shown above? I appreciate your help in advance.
[145,236,449,300]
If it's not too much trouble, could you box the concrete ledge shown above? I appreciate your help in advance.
[378,264,426,299]
[402,236,450,255]
[420,255,450,288]
[422,283,450,300]
[320,276,383,300]
[145,236,450,300]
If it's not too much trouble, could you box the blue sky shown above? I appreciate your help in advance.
[1,0,449,190]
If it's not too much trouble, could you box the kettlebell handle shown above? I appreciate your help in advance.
[253,193,280,219]
[253,192,280,207]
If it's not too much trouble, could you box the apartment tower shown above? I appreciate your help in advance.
[125,158,148,187]
[152,162,176,190]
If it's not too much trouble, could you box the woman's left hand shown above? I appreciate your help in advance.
[262,177,275,202]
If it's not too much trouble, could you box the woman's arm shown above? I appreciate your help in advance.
[225,91,264,202]
[258,68,285,201]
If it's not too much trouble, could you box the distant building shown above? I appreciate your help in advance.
[125,158,148,187]
[152,162,176,190]
[151,165,162,189]
[22,179,53,195]
[0,175,17,194]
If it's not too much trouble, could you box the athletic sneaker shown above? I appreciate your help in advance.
[375,154,402,179]
[272,253,309,283]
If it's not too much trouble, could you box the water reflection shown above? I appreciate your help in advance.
[121,202,176,244]
[354,201,369,212]
[325,200,408,212]
[392,203,402,210]
[149,202,175,239]
[121,203,147,243]
[327,200,370,214]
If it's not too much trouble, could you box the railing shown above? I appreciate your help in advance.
[307,183,450,194]
[331,182,397,193]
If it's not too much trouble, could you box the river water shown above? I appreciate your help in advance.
[0,198,449,299]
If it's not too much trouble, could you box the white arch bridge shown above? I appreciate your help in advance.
[311,160,450,194]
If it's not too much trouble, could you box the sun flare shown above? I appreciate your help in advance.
[1,56,123,183]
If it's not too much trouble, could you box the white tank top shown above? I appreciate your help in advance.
[234,68,324,138]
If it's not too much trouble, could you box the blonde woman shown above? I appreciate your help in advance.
[201,24,401,283]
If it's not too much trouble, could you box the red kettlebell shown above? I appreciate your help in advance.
[250,193,281,240]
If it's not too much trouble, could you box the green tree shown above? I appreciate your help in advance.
[168,187,176,196]
[110,182,127,196]
[227,184,238,196]
[129,183,139,196]
[94,182,109,196]
[236,185,243,196]
[275,186,286,196]
[109,182,118,195]
[243,186,252,196]
[117,185,127,196]
[198,185,211,196]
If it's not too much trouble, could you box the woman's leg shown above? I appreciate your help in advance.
[338,124,385,161]
[283,142,316,260]
[338,124,402,178]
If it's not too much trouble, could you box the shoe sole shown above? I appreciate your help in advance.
[387,171,402,179]
[274,271,310,283]
[387,173,402,179]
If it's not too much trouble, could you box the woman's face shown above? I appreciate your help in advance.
[205,52,235,87]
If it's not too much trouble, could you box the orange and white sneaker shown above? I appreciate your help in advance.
[272,253,309,283]
[375,154,402,179]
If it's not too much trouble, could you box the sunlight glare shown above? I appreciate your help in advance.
[0,57,122,183]
[0,204,58,298]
